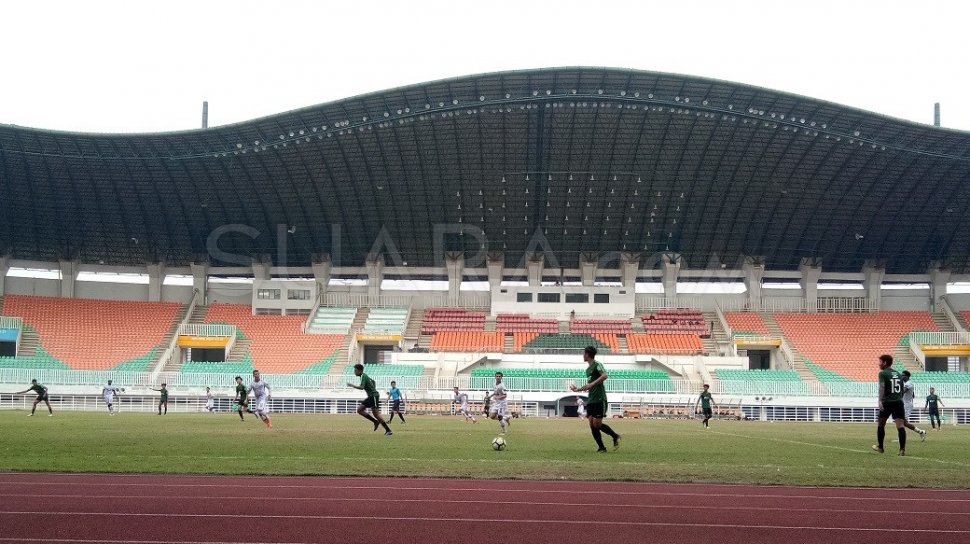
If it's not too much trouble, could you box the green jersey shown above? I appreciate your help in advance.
[236,384,247,402]
[698,391,713,410]
[29,383,47,396]
[159,387,169,401]
[926,394,940,411]
[360,373,378,399]
[585,361,608,404]
[878,368,903,402]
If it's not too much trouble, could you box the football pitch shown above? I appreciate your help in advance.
[2,411,969,488]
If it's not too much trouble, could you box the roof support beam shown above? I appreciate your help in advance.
[799,258,822,313]
[742,256,766,311]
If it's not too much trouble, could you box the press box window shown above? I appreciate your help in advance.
[565,293,589,304]
[537,293,561,303]
[287,289,311,301]
[594,293,610,303]
[257,289,281,300]
[516,292,533,302]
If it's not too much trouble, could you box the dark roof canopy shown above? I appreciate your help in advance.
[2,67,970,273]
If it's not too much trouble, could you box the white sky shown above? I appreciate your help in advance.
[2,0,968,134]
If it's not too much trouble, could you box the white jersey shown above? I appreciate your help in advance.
[248,380,271,399]
[205,392,214,408]
[455,392,469,409]
[902,382,915,405]
[102,385,118,401]
[491,383,507,401]
[490,382,508,416]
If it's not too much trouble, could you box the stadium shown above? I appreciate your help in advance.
[3,67,970,541]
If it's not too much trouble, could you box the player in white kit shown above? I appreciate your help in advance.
[453,387,477,423]
[204,387,215,413]
[247,369,273,429]
[102,380,122,415]
[484,372,511,434]
[900,371,927,442]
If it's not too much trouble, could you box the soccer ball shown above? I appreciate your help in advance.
[491,436,507,451]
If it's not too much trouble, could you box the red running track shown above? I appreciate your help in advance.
[0,473,968,544]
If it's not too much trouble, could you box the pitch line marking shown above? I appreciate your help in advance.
[2,511,969,534]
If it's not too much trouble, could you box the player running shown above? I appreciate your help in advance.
[695,384,717,428]
[925,387,944,429]
[485,372,511,435]
[102,380,122,415]
[570,346,620,453]
[15,379,53,416]
[204,387,215,413]
[387,380,406,424]
[150,383,169,415]
[872,354,908,456]
[453,386,477,423]
[900,371,927,441]
[247,370,272,428]
[233,376,250,420]
[347,364,392,436]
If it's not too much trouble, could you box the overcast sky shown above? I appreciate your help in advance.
[2,0,968,134]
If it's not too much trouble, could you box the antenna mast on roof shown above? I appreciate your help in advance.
[202,101,209,129]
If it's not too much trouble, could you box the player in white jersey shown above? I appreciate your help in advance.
[484,372,511,434]
[453,387,477,423]
[247,369,273,428]
[102,380,122,415]
[576,397,586,419]
[900,371,927,442]
[204,387,215,413]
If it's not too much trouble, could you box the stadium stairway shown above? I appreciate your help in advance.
[617,335,629,353]
[559,320,569,333]
[503,333,514,352]
[701,312,731,355]
[331,307,369,370]
[932,311,956,333]
[630,317,645,333]
[761,313,816,382]
[149,303,190,370]
[484,315,497,332]
[15,326,41,358]
[403,309,424,345]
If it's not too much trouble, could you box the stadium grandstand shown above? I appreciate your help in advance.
[2,67,970,422]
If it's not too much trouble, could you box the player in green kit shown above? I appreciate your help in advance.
[695,384,717,428]
[14,379,53,416]
[872,354,907,456]
[347,364,392,436]
[570,346,620,453]
[925,387,944,430]
[150,383,169,415]
[233,376,250,421]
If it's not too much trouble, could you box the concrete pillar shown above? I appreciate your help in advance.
[190,262,208,303]
[799,258,822,312]
[742,257,766,311]
[146,262,165,302]
[446,255,464,306]
[251,259,272,281]
[0,255,10,296]
[928,265,950,313]
[58,259,79,298]
[862,261,885,311]
[621,253,639,288]
[487,254,504,291]
[366,256,384,305]
[581,256,597,287]
[311,257,332,296]
[661,254,681,302]
[527,254,544,286]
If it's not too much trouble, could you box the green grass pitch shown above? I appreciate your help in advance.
[2,411,968,488]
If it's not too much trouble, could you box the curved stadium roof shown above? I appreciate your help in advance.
[1,67,970,273]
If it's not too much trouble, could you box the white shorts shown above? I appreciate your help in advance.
[904,402,914,420]
[253,396,269,414]
[103,395,114,405]
[206,400,214,409]
[490,400,508,417]
[459,404,471,415]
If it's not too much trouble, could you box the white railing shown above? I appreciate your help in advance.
[0,316,23,329]
[779,341,797,370]
[910,332,970,346]
[714,300,732,337]
[719,297,878,313]
[178,323,237,337]
[712,380,824,396]
[150,289,201,381]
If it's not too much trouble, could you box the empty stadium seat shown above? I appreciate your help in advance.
[626,333,703,355]
[724,312,771,336]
